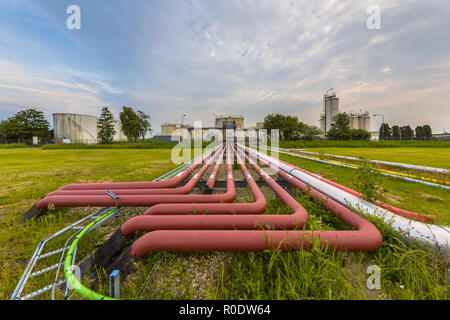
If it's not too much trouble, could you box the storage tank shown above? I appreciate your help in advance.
[53,113,98,144]
[113,120,127,142]
[349,113,359,129]
[215,115,244,130]
[363,113,371,131]
[357,115,365,130]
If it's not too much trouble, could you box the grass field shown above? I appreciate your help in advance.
[0,146,448,300]
[305,147,450,169]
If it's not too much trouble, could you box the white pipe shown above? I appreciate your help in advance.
[259,145,450,190]
[276,147,450,174]
[239,144,450,254]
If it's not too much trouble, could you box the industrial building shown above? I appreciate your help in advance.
[349,111,371,131]
[153,115,248,143]
[53,113,126,144]
[319,90,371,135]
[256,122,265,129]
[319,90,340,135]
[215,115,244,130]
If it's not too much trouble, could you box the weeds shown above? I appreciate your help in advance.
[355,158,385,202]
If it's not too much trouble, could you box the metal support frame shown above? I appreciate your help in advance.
[109,270,120,299]
[11,207,109,300]
[11,151,202,300]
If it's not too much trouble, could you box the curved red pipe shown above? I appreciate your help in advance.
[142,149,267,216]
[129,174,382,257]
[44,147,224,196]
[127,145,382,258]
[35,146,236,208]
[56,144,222,191]
[121,148,309,237]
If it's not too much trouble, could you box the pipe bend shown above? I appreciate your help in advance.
[44,153,217,197]
[57,145,222,191]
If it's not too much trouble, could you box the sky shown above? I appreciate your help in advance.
[0,0,449,134]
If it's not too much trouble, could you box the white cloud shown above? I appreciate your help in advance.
[0,0,449,132]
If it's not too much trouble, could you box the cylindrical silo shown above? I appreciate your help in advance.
[363,114,371,131]
[53,113,98,144]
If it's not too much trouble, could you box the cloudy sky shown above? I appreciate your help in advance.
[0,0,449,133]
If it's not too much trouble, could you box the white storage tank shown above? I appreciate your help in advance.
[363,113,371,131]
[53,113,98,144]
[113,120,127,142]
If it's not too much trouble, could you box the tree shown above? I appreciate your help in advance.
[415,125,425,140]
[97,107,116,144]
[392,125,401,139]
[379,123,392,140]
[327,113,351,140]
[298,122,322,140]
[423,125,432,140]
[262,113,322,141]
[263,114,298,140]
[0,108,50,143]
[263,114,287,139]
[350,129,371,140]
[119,106,152,142]
[0,118,23,142]
[400,125,414,140]
[137,110,152,140]
[282,115,300,140]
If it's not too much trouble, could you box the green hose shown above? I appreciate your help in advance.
[64,159,196,299]
[64,208,118,300]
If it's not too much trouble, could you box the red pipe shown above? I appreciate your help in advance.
[129,174,382,257]
[127,145,382,258]
[205,150,223,190]
[121,148,309,236]
[245,145,429,222]
[142,149,267,216]
[44,147,224,196]
[35,146,236,208]
[56,144,222,191]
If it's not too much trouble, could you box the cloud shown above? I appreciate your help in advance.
[0,58,110,119]
[0,0,448,132]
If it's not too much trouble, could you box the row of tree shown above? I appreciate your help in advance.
[327,113,371,140]
[0,106,152,144]
[262,114,322,140]
[97,106,152,144]
[262,112,372,141]
[379,123,432,140]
